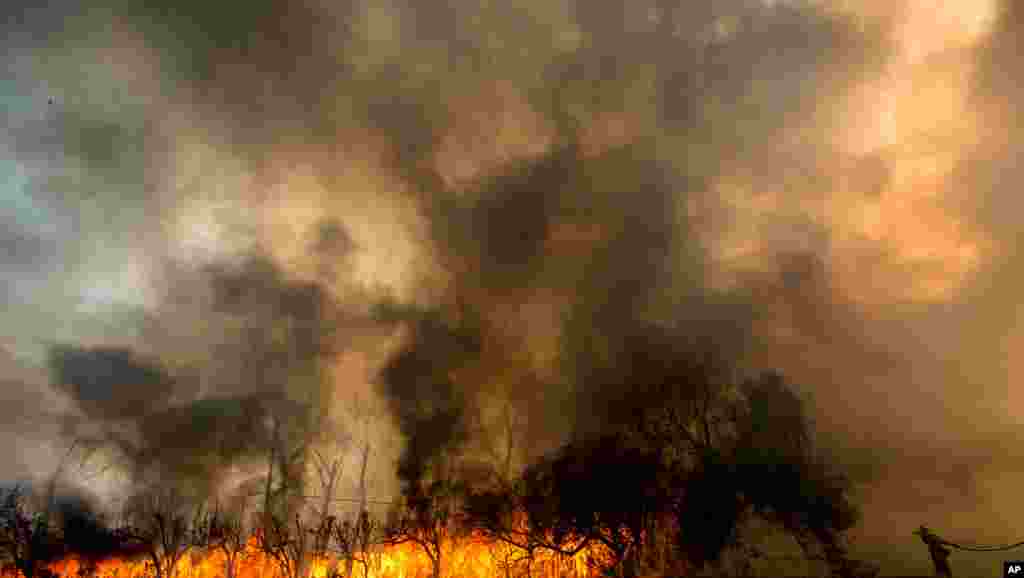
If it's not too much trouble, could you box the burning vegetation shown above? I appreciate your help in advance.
[0,123,883,577]
[0,0,945,574]
[0,329,873,578]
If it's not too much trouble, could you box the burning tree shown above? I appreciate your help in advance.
[307,443,346,578]
[327,510,376,578]
[308,432,379,578]
[383,475,467,578]
[251,400,345,578]
[122,486,206,578]
[468,434,664,578]
[255,512,313,578]
[530,436,663,577]
[197,501,254,578]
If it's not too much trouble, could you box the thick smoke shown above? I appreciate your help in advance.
[39,250,360,514]
[363,0,882,495]
[4,0,1022,574]
[48,347,181,421]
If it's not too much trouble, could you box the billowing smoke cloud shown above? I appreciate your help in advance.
[3,0,1023,573]
[35,247,369,515]
[48,347,180,421]
[360,0,883,497]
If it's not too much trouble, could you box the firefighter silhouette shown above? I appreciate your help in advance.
[914,525,953,578]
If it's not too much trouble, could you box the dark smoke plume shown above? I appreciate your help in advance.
[48,346,180,421]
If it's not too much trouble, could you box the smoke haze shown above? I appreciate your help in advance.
[0,0,1020,573]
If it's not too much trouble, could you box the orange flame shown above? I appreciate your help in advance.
[4,532,612,578]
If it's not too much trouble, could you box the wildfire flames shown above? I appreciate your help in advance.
[8,534,606,578]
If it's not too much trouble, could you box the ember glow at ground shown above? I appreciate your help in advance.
[14,535,603,578]
[2,0,1024,576]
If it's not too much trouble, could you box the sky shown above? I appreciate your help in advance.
[1,0,1022,574]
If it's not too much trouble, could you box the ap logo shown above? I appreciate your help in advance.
[1004,561,1024,577]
